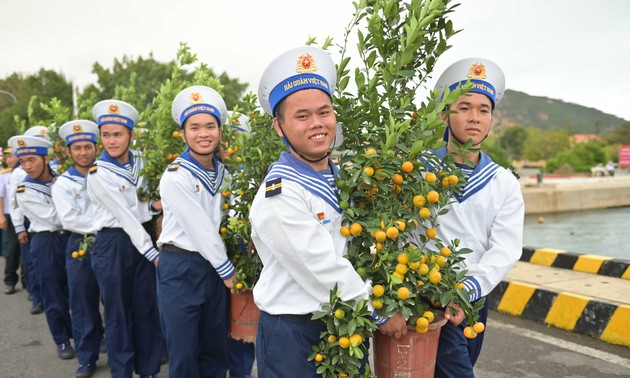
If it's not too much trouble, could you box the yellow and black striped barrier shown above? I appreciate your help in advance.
[520,246,630,279]
[488,280,630,348]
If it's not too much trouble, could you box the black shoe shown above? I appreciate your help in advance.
[57,341,75,359]
[4,284,16,295]
[30,304,44,314]
[75,362,96,378]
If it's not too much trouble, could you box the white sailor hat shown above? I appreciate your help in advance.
[227,111,250,134]
[8,135,53,157]
[172,86,228,128]
[92,100,139,129]
[59,120,99,146]
[434,57,505,108]
[24,126,51,141]
[258,46,336,116]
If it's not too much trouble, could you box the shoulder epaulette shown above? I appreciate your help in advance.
[16,185,25,193]
[88,165,98,175]
[0,167,12,174]
[167,163,180,172]
[265,177,282,198]
[507,165,520,180]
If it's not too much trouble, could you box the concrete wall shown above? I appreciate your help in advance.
[521,177,630,214]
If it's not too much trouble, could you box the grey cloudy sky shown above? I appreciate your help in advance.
[1,0,629,121]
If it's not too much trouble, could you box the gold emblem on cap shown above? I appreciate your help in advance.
[467,63,487,80]
[17,139,26,146]
[296,53,317,74]
[40,129,47,135]
[108,104,120,114]
[73,124,83,132]
[189,92,204,104]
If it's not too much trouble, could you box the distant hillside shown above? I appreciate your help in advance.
[493,89,627,134]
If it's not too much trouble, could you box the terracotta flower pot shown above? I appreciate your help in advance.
[373,312,448,377]
[229,290,260,343]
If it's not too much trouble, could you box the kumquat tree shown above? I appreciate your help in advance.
[308,0,487,376]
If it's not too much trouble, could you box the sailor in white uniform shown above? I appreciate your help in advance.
[51,120,104,378]
[418,57,524,377]
[86,100,164,378]
[156,85,234,377]
[250,46,407,377]
[9,134,75,359]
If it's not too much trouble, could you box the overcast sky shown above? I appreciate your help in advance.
[1,0,629,121]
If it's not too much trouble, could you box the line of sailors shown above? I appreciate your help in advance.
[5,93,255,378]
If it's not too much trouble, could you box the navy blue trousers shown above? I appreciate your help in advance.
[66,233,104,365]
[91,229,163,378]
[157,249,229,378]
[30,232,72,344]
[434,299,489,378]
[21,234,43,306]
[227,338,255,376]
[256,311,328,378]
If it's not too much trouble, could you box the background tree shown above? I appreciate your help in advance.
[483,134,510,168]
[498,125,527,160]
[522,128,570,162]
[546,141,607,173]
[603,122,630,145]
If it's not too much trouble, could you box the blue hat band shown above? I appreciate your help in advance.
[16,146,48,157]
[180,104,221,127]
[230,125,248,133]
[449,79,496,106]
[269,73,331,115]
[66,133,97,145]
[97,114,135,129]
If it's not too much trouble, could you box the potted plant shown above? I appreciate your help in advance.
[309,0,487,376]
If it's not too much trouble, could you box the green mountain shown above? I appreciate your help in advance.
[493,89,627,134]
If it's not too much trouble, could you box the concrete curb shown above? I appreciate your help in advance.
[488,280,630,348]
[520,246,630,280]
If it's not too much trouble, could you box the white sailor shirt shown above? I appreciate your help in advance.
[15,176,62,233]
[157,151,235,279]
[250,152,371,315]
[9,167,27,233]
[51,166,96,235]
[86,150,159,262]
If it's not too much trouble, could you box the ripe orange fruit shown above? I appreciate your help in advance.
[386,226,399,239]
[235,282,244,290]
[427,190,439,203]
[327,335,337,343]
[220,227,227,234]
[226,147,234,154]
[172,130,181,138]
[78,249,86,257]
[397,287,410,300]
[340,226,351,237]
[349,223,363,236]
[393,184,402,194]
[416,326,429,334]
[455,282,466,289]
[440,247,451,257]
[372,299,383,309]
[448,175,459,185]
[315,353,323,362]
[221,191,230,198]
[339,337,351,348]
[463,326,477,339]
[223,203,230,210]
[391,173,403,185]
[413,195,426,208]
[423,311,435,323]
[72,251,79,259]
[416,317,429,328]
[374,230,387,242]
[392,271,404,280]
[401,161,414,172]
[425,172,437,184]
[349,333,363,346]
[375,242,383,252]
[442,177,450,187]
[429,270,442,284]
[408,261,420,270]
[473,322,485,333]
[418,263,429,275]
[397,252,409,264]
[395,263,408,276]
[372,284,385,297]
[395,220,406,231]
[365,148,377,158]
[419,207,431,219]
[426,228,437,239]
[363,167,375,177]
[435,255,446,267]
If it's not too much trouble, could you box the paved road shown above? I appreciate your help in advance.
[2,256,629,377]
